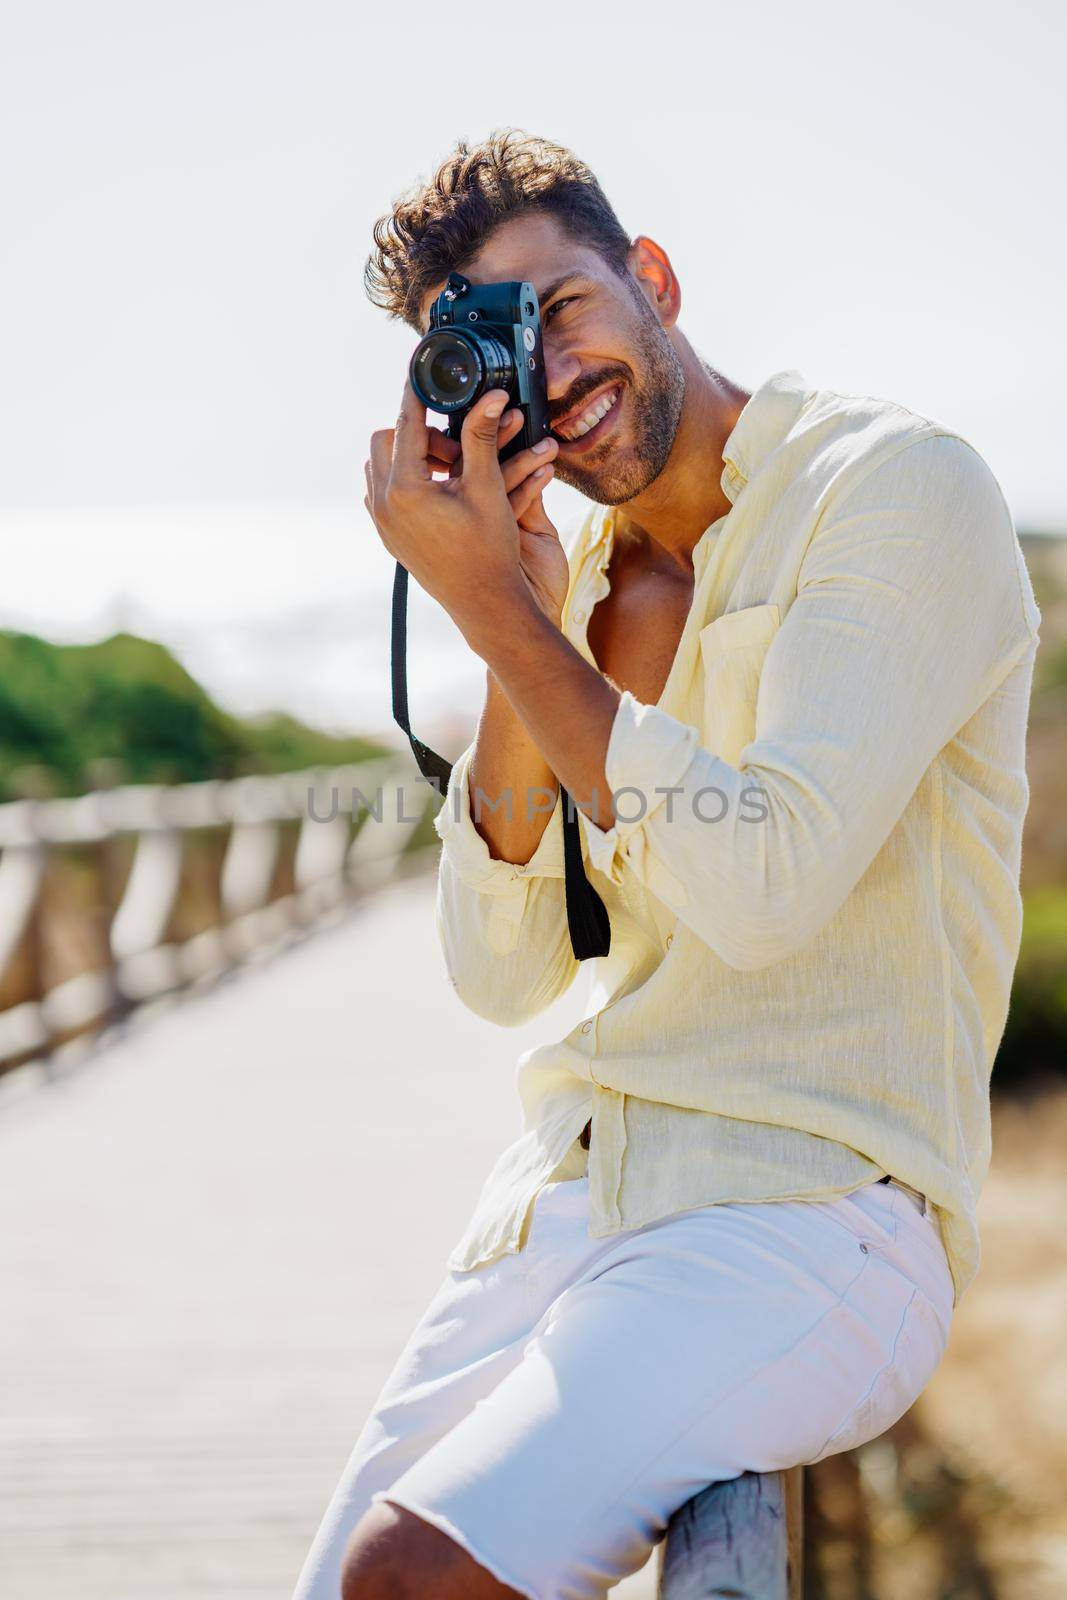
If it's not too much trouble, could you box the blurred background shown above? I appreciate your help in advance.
[1,4,1064,1597]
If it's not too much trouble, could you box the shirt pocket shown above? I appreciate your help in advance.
[698,602,781,767]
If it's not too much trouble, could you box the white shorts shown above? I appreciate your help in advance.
[292,1174,954,1600]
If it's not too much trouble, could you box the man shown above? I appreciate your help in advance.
[293,131,1040,1600]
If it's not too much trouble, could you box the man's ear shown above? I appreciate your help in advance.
[626,235,682,329]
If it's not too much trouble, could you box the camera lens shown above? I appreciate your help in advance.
[428,344,476,400]
[410,327,515,412]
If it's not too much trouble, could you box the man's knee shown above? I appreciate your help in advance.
[340,1501,408,1600]
[340,1499,522,1600]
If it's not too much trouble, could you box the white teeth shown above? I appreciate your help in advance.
[559,386,619,441]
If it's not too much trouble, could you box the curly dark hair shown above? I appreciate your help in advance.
[364,128,633,330]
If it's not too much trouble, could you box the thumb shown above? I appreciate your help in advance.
[459,389,510,486]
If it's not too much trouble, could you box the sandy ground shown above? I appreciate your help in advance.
[897,1085,1067,1597]
[797,1070,1067,1600]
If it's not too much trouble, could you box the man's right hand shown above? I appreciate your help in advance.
[425,409,569,626]
[430,410,568,861]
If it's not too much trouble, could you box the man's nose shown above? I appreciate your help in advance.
[543,345,582,402]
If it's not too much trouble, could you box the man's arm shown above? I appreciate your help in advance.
[467,667,562,865]
[430,501,595,1023]
[432,672,581,1025]
[366,382,585,1022]
[459,433,1040,970]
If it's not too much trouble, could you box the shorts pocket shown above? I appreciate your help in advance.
[817,1180,900,1255]
[806,1284,947,1464]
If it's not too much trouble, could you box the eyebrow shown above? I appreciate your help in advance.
[536,272,585,308]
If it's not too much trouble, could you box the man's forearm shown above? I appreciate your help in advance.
[462,595,621,837]
[466,668,562,865]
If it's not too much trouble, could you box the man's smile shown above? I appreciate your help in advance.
[552,382,624,452]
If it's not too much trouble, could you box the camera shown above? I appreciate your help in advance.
[409,271,552,463]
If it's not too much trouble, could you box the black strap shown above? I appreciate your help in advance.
[390,560,452,792]
[559,777,612,960]
[391,559,610,960]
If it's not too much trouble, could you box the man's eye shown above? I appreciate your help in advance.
[542,296,577,324]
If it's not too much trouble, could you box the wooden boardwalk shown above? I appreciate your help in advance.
[0,872,660,1598]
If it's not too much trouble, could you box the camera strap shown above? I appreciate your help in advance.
[391,558,611,960]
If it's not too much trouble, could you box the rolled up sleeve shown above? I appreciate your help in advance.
[433,736,566,891]
[578,433,1040,970]
[433,737,580,1023]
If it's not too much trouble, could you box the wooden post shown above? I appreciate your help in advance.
[658,1466,804,1600]
[0,756,432,1071]
[88,760,133,1028]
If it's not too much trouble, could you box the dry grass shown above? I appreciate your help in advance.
[805,1081,1067,1599]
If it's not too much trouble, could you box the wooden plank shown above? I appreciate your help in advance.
[659,1467,803,1599]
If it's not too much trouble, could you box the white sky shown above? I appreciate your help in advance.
[1,3,1064,738]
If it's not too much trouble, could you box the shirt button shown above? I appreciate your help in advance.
[665,933,673,949]
[581,1019,593,1033]
[573,607,586,622]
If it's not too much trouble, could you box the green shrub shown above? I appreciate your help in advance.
[994,888,1067,1088]
[0,629,388,800]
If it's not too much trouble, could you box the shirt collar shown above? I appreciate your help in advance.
[585,502,616,561]
[720,369,812,503]
[581,368,811,557]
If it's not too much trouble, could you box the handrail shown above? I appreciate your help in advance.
[0,755,437,1070]
[658,1466,804,1598]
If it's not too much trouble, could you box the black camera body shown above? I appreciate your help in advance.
[409,271,552,464]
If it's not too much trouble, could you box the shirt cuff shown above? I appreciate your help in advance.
[433,737,566,894]
[578,690,701,899]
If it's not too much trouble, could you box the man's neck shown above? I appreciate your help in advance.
[614,343,749,575]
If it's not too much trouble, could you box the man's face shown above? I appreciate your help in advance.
[416,213,686,506]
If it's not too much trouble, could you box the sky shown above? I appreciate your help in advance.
[2,2,1065,741]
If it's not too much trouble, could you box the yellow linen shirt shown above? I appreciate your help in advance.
[432,369,1041,1310]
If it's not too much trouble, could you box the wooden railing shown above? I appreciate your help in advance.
[659,1466,804,1598]
[0,754,435,1070]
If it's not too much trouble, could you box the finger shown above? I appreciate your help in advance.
[498,409,525,447]
[501,437,558,495]
[509,463,554,521]
[427,425,461,465]
[426,428,461,478]
[442,408,524,479]
[391,379,431,481]
[369,429,394,494]
[458,388,511,487]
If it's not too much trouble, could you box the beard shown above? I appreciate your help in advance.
[550,284,687,507]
